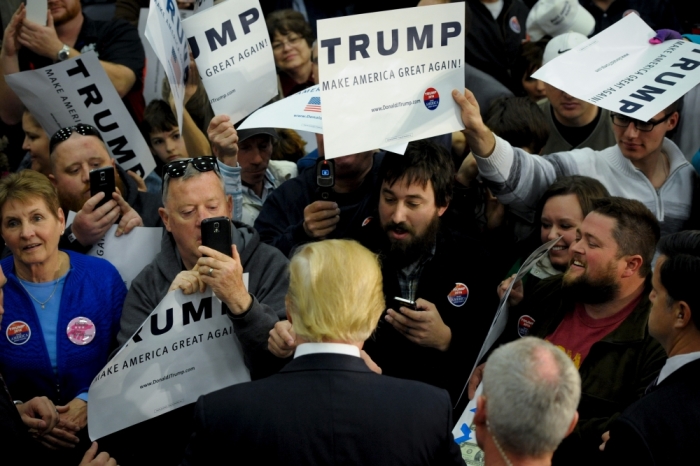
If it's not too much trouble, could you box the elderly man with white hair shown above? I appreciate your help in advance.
[474,337,581,466]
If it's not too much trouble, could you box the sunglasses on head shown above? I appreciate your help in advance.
[49,124,104,153]
[161,156,219,185]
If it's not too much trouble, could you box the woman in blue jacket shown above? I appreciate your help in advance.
[0,170,126,451]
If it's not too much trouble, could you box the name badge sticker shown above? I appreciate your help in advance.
[6,321,31,345]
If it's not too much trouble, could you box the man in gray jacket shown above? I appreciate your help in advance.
[118,158,289,375]
[451,88,695,237]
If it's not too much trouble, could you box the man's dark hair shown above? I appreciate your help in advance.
[514,39,549,84]
[657,230,700,329]
[266,9,314,47]
[379,140,453,208]
[140,99,177,147]
[590,197,660,278]
[485,97,550,154]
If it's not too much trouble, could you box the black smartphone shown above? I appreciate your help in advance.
[315,158,335,201]
[394,297,417,310]
[201,217,232,257]
[89,167,116,209]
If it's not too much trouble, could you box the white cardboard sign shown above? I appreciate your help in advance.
[145,0,191,132]
[5,53,156,177]
[532,14,700,121]
[182,0,277,123]
[87,226,163,289]
[88,289,251,440]
[317,3,465,159]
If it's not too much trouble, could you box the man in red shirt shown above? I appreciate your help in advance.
[473,197,666,466]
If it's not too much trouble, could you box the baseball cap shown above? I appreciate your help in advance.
[527,0,595,42]
[542,32,588,65]
[236,127,278,143]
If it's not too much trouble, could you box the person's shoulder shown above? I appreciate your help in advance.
[86,15,139,37]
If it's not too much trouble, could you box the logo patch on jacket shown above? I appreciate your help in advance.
[6,321,31,345]
[447,283,469,307]
[517,315,535,337]
[509,16,521,33]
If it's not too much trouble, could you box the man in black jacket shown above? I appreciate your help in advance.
[465,0,530,93]
[48,125,162,253]
[268,140,498,404]
[602,230,700,465]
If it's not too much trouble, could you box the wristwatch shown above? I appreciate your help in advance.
[57,44,71,62]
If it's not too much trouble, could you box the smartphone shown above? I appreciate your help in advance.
[89,167,116,209]
[201,217,232,257]
[394,297,417,310]
[315,158,335,201]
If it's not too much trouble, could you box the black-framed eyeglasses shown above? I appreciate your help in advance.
[49,124,104,153]
[610,112,673,132]
[161,156,219,191]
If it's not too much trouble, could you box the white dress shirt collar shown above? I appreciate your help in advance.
[657,351,700,385]
[294,342,361,359]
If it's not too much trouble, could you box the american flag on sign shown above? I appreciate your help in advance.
[304,96,321,112]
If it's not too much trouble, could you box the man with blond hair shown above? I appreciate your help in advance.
[181,239,465,466]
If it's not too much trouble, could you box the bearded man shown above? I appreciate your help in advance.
[347,139,496,405]
[477,197,666,466]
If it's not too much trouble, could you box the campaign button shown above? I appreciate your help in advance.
[67,317,96,346]
[517,315,535,337]
[509,16,521,34]
[6,321,31,346]
[424,88,440,111]
[447,283,469,307]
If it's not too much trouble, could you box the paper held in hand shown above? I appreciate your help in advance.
[88,288,251,440]
[5,52,156,177]
[453,236,564,411]
[316,2,465,159]
[86,225,163,289]
[532,14,700,122]
[237,85,408,154]
[145,0,190,133]
[182,0,277,123]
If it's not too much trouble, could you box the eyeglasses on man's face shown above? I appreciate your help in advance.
[610,112,673,132]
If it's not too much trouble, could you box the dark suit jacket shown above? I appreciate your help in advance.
[603,358,700,466]
[181,352,465,466]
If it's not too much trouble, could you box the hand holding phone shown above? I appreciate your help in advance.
[201,217,232,257]
[89,167,116,209]
[394,296,417,310]
[315,158,335,201]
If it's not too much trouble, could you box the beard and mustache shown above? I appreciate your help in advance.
[562,257,620,304]
[382,212,440,269]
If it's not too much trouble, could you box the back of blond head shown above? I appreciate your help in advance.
[287,239,385,343]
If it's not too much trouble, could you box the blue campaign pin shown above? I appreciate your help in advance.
[6,321,31,345]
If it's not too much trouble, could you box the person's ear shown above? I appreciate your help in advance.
[621,254,643,278]
[438,201,449,217]
[675,301,692,329]
[474,395,487,427]
[667,111,680,131]
[57,207,66,231]
[565,411,579,438]
[159,207,171,232]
